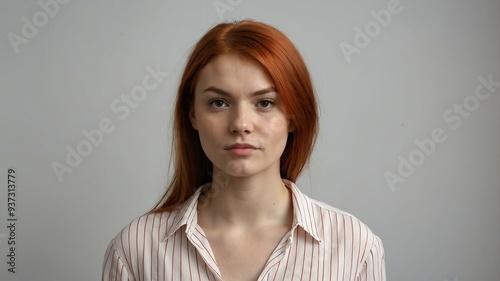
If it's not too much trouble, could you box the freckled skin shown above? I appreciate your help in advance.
[190,53,294,178]
[190,54,297,281]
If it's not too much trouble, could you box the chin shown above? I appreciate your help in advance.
[213,162,255,178]
[224,167,255,178]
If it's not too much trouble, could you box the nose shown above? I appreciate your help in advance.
[229,104,253,134]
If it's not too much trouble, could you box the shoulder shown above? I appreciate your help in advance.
[301,192,384,264]
[105,210,179,265]
[313,197,379,238]
[310,198,386,277]
[113,210,178,248]
[102,211,176,279]
[105,187,203,265]
[289,182,380,243]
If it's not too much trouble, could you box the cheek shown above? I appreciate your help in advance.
[197,118,225,145]
[266,116,290,135]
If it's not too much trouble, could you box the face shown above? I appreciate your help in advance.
[190,53,295,179]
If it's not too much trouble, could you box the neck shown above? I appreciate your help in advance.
[198,169,292,229]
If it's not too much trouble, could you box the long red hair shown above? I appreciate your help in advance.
[149,20,318,213]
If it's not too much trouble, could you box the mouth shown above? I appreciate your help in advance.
[225,143,257,150]
[225,143,258,156]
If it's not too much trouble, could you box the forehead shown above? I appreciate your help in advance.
[195,53,275,94]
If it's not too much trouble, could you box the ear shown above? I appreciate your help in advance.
[189,102,198,130]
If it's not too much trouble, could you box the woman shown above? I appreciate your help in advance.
[102,19,386,281]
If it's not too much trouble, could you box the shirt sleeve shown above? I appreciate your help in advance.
[356,235,386,281]
[102,238,132,281]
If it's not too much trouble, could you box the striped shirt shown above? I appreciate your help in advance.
[102,179,386,281]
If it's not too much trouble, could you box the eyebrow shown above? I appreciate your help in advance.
[202,86,277,97]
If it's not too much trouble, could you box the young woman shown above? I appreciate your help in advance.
[102,20,386,281]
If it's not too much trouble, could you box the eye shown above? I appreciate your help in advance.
[257,99,274,108]
[209,99,228,108]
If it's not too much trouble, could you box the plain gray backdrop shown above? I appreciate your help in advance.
[1,0,499,280]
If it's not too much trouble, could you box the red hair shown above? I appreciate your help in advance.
[149,20,318,213]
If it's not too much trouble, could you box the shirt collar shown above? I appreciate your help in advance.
[163,180,322,242]
[283,179,322,242]
[163,183,209,241]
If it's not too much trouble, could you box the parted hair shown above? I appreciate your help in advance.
[149,19,318,213]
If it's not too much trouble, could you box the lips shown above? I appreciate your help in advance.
[225,143,257,150]
[225,143,258,156]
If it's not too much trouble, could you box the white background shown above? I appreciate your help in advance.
[1,0,499,280]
